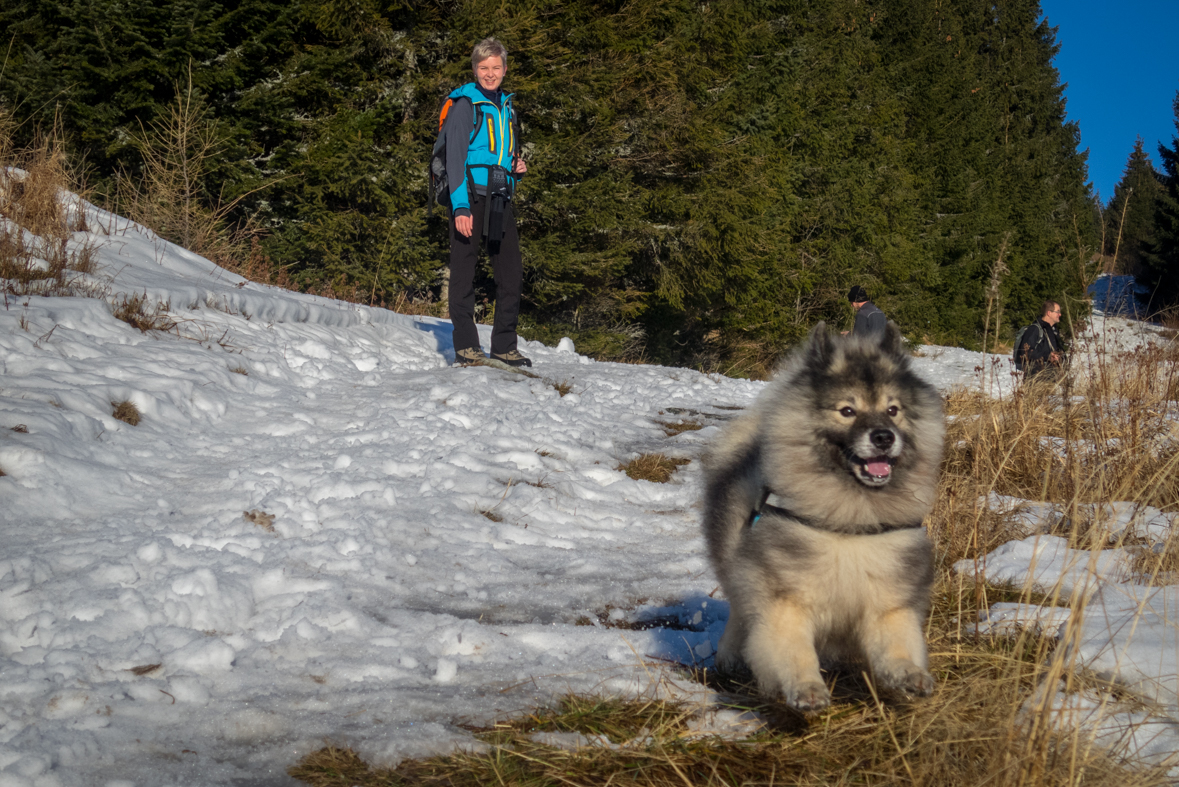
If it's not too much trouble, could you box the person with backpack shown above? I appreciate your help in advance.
[1014,300,1065,380]
[433,37,531,367]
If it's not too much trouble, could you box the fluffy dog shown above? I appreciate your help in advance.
[702,322,944,710]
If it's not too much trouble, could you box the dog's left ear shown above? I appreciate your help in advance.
[805,321,834,365]
[879,321,907,359]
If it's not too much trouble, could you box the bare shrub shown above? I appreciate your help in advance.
[114,71,285,289]
[117,75,227,258]
[111,400,141,426]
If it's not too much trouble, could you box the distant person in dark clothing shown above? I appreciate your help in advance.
[1018,300,1066,380]
[842,285,887,337]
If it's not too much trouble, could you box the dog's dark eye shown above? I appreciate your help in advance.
[887,405,900,417]
[839,406,856,418]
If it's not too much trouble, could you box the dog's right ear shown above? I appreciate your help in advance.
[879,321,907,359]
[805,322,834,366]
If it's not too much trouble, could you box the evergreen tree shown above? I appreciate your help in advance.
[1139,92,1179,311]
[1105,138,1163,275]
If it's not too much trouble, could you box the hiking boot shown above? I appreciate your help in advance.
[454,347,487,365]
[491,350,532,368]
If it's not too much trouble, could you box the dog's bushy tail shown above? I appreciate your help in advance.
[702,414,764,578]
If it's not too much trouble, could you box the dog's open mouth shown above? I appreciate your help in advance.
[852,455,894,487]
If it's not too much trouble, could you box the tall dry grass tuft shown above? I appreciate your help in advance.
[982,231,1011,355]
[936,343,1179,552]
[927,326,1179,782]
[0,115,96,296]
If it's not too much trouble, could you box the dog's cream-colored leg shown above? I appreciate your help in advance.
[746,599,828,710]
[861,607,934,697]
[714,606,748,674]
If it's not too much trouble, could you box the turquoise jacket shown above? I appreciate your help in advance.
[444,82,519,215]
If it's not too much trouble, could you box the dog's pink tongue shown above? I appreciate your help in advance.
[866,460,891,477]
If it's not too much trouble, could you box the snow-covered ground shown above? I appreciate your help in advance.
[1,194,1176,785]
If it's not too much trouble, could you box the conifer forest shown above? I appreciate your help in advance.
[1,0,1131,371]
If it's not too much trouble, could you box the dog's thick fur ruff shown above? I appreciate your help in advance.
[702,322,944,710]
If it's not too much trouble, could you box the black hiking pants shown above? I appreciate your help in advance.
[448,195,522,357]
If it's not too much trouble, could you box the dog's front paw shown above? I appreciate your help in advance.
[775,680,830,712]
[713,646,746,676]
[897,669,935,697]
[876,661,935,698]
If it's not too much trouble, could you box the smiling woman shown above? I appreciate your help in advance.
[472,44,506,92]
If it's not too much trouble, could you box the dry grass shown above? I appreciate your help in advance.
[290,612,1169,786]
[388,290,447,318]
[553,379,575,397]
[1157,308,1179,333]
[111,292,177,333]
[291,562,1170,786]
[243,509,276,533]
[574,601,687,631]
[111,400,141,426]
[1,120,97,297]
[655,418,703,437]
[1127,528,1179,585]
[936,343,1179,563]
[696,336,782,382]
[618,453,690,483]
[127,663,162,677]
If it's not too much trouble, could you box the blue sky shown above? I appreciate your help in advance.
[1039,0,1179,204]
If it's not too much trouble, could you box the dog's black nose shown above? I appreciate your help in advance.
[870,429,895,451]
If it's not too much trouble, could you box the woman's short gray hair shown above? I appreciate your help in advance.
[471,38,508,70]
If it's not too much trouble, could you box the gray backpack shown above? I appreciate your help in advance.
[1012,323,1043,371]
